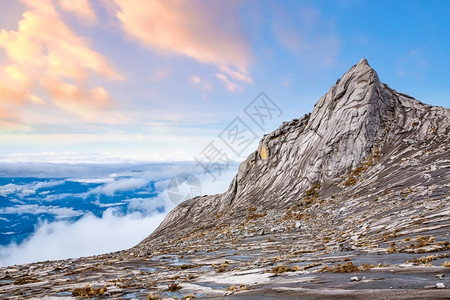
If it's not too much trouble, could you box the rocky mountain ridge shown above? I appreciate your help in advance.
[142,58,449,247]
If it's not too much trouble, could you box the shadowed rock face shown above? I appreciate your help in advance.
[143,59,450,246]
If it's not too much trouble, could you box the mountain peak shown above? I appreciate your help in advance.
[144,60,450,246]
[357,57,370,67]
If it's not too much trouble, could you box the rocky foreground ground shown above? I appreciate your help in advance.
[0,212,449,299]
[1,59,449,299]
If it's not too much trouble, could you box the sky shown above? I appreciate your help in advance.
[0,0,449,163]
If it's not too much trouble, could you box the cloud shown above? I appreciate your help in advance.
[113,0,250,72]
[0,164,238,267]
[90,177,148,196]
[56,0,97,23]
[0,209,166,266]
[189,75,212,92]
[215,73,240,92]
[125,197,166,215]
[190,76,201,84]
[219,66,253,84]
[0,0,122,122]
[0,180,65,197]
[112,0,252,91]
[0,204,83,218]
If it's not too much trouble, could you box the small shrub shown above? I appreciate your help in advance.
[360,264,375,270]
[216,261,229,273]
[72,285,107,298]
[406,254,450,266]
[303,262,322,270]
[14,276,40,285]
[178,264,202,270]
[415,236,435,248]
[319,262,359,273]
[344,176,357,186]
[225,284,247,292]
[443,261,450,267]
[387,246,396,253]
[148,294,160,300]
[227,284,236,292]
[270,265,299,274]
[304,184,320,199]
[168,283,181,292]
[246,206,266,221]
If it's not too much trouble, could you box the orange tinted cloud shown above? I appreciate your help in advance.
[0,0,121,122]
[42,78,112,122]
[113,0,251,79]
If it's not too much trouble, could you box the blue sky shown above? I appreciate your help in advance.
[0,0,449,162]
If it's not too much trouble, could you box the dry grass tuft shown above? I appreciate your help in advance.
[168,283,181,292]
[72,285,107,298]
[319,261,360,273]
[216,261,229,273]
[270,265,299,274]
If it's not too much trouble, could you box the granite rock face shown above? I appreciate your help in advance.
[144,58,450,245]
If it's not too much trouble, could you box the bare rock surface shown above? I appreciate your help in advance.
[1,59,449,299]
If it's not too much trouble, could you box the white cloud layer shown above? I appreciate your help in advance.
[0,210,166,266]
[0,163,238,267]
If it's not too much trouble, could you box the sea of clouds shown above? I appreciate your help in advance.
[0,158,238,267]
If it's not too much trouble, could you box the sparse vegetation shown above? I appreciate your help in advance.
[216,261,229,273]
[148,294,160,300]
[72,285,107,298]
[14,276,40,285]
[226,284,247,292]
[178,264,202,270]
[304,183,320,200]
[415,236,435,248]
[377,263,390,268]
[360,264,375,270]
[246,206,266,221]
[443,261,450,267]
[342,148,380,186]
[168,283,181,292]
[407,254,450,266]
[387,243,397,253]
[303,262,322,270]
[344,175,357,186]
[270,265,299,273]
[319,261,360,273]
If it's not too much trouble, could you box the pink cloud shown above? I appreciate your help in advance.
[215,73,239,92]
[190,76,201,84]
[0,0,121,122]
[113,0,251,73]
[220,66,253,84]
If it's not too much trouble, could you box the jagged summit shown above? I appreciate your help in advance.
[143,59,449,245]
